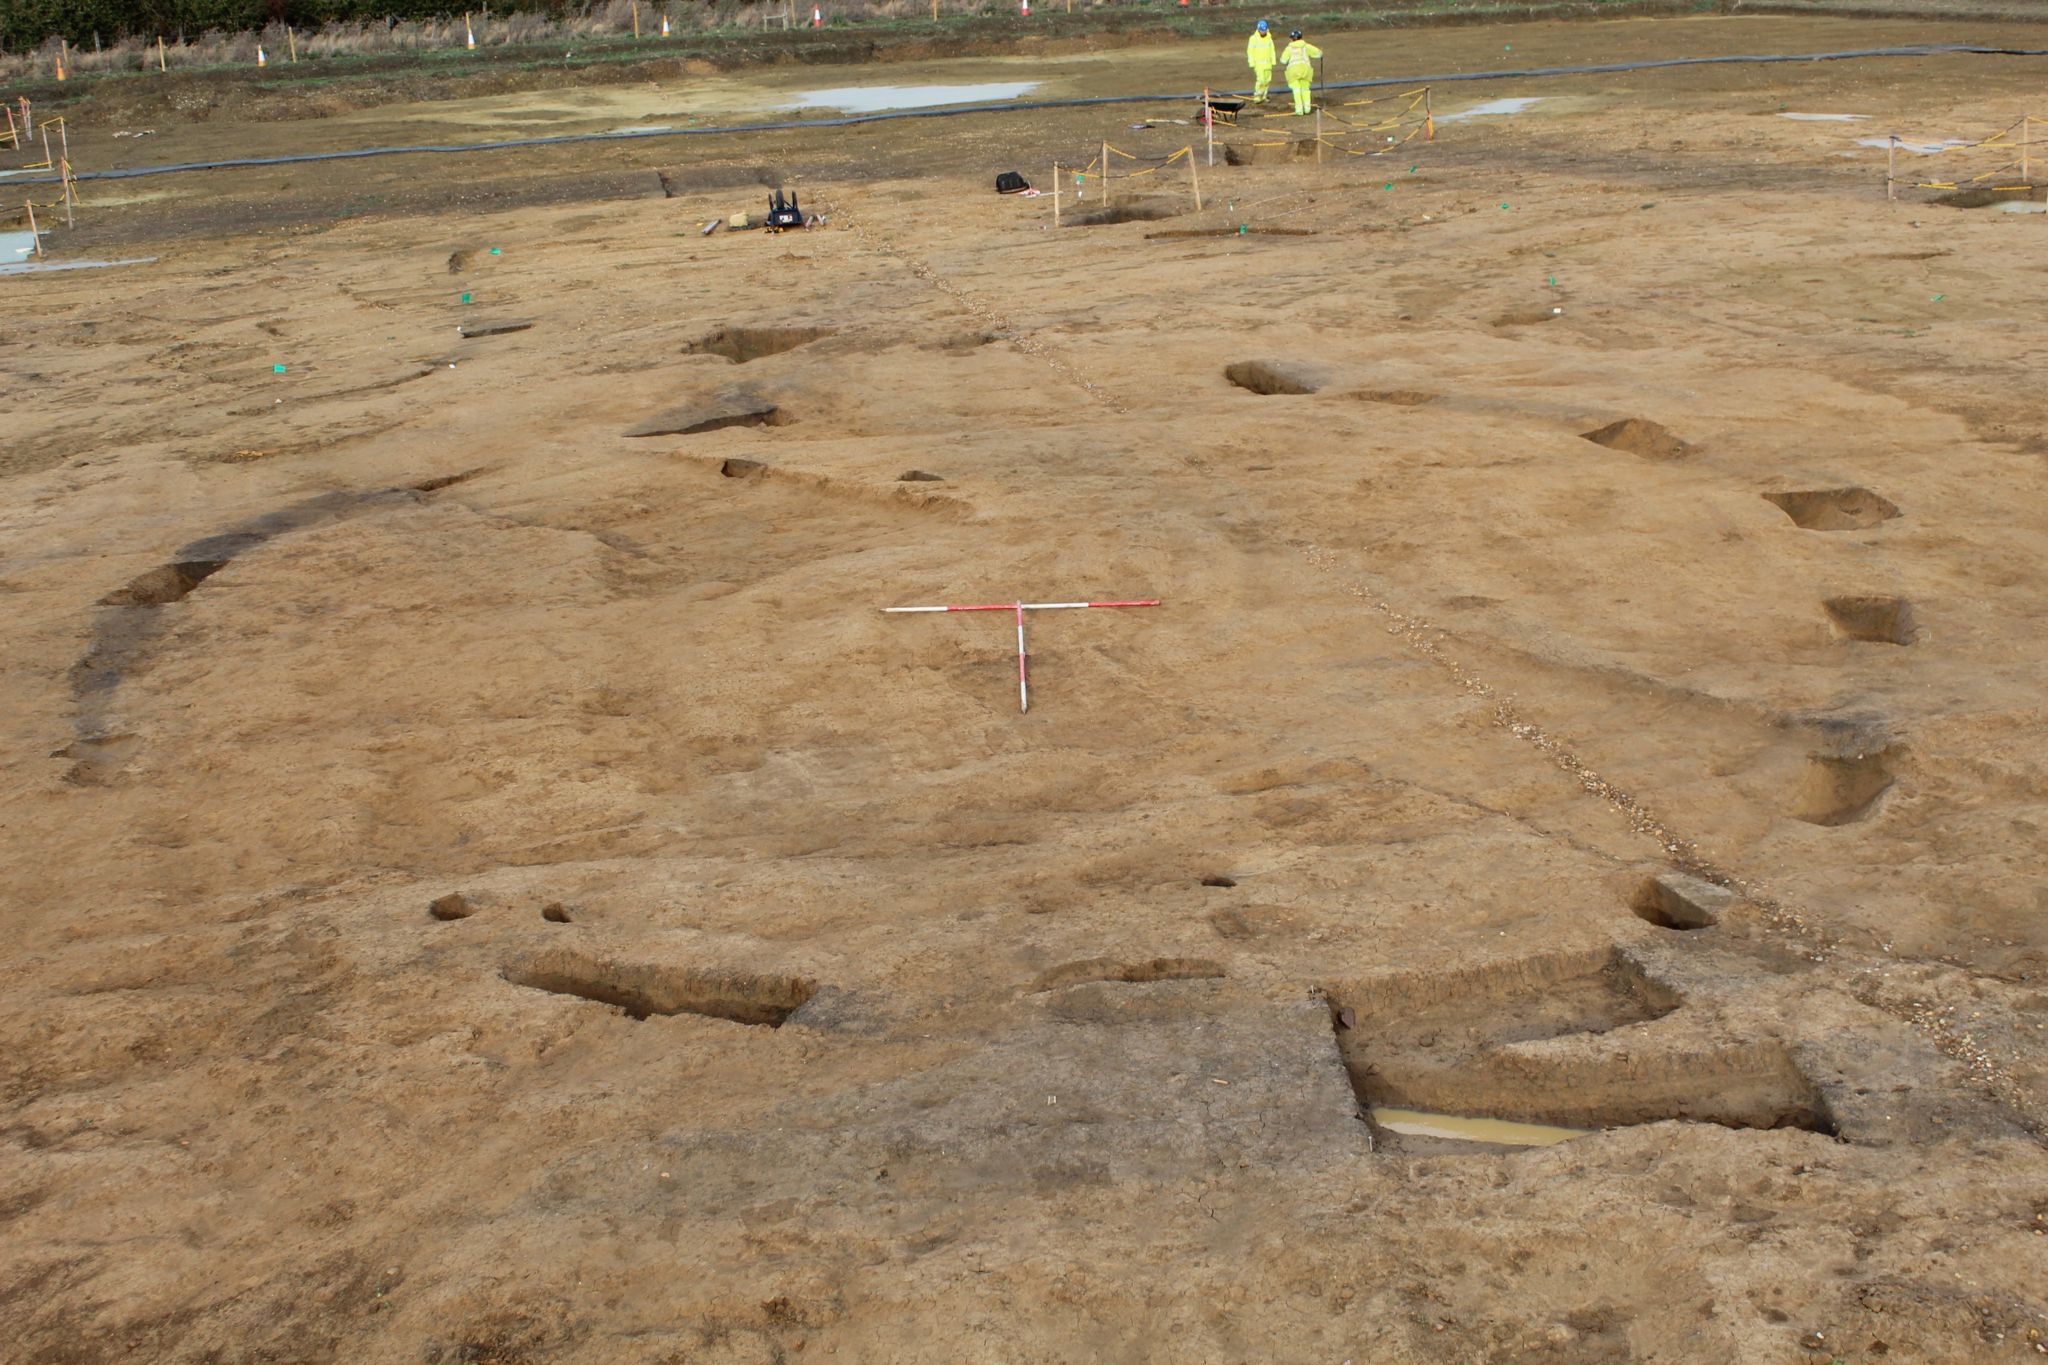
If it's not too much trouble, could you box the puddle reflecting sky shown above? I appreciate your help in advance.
[1437,96,1546,124]
[785,82,1040,113]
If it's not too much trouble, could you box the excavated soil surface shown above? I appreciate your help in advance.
[4,13,2048,1364]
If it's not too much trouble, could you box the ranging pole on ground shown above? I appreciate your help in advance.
[883,599,1161,713]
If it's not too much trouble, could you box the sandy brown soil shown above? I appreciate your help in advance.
[4,14,2048,1363]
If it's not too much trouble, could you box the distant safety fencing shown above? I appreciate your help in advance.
[1885,114,2043,199]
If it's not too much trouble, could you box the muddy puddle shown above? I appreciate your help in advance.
[3,230,40,262]
[1,253,158,277]
[1437,97,1545,124]
[785,82,1040,113]
[1370,1107,1590,1147]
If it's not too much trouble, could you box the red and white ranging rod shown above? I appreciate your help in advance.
[883,599,1162,713]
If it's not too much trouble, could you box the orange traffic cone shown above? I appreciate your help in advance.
[811,5,822,24]
[465,16,477,49]
[55,55,67,80]
[660,13,670,35]
[1020,0,1029,14]
[256,44,267,66]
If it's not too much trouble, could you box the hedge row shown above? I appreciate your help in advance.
[2,0,587,49]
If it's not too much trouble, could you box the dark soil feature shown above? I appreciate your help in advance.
[1354,389,1439,406]
[678,407,786,435]
[686,325,833,364]
[98,559,229,607]
[1823,595,1916,644]
[1493,304,1563,328]
[457,318,534,339]
[1200,875,1238,888]
[411,470,481,493]
[656,164,785,199]
[1581,417,1693,460]
[1065,200,1182,227]
[1147,227,1318,239]
[503,951,816,1026]
[625,393,787,437]
[1764,487,1901,531]
[719,457,768,479]
[1031,957,1227,992]
[1936,184,2045,208]
[898,469,945,482]
[1225,360,1326,395]
[541,902,574,924]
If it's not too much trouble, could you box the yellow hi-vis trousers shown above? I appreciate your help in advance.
[1287,66,1313,115]
[1250,64,1273,100]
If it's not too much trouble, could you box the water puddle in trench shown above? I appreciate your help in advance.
[784,82,1040,113]
[3,229,40,262]
[1778,112,1867,122]
[1370,1107,1591,1148]
[1,254,157,277]
[1857,136,1970,154]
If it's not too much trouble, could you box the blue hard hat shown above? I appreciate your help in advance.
[1256,19,1268,31]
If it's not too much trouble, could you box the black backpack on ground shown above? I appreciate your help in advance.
[995,171,1030,194]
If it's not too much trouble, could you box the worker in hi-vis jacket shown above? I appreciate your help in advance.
[1246,20,1276,103]
[1280,29,1322,116]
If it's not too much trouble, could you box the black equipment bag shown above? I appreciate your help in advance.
[765,189,805,230]
[995,171,1030,194]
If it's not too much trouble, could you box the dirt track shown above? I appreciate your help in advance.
[3,13,2048,1363]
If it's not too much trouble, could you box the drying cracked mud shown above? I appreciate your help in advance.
[5,10,2048,1362]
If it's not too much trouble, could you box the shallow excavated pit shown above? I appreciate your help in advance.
[1327,949,1835,1143]
[1225,360,1325,395]
[1631,872,1736,930]
[1224,141,1315,167]
[1581,417,1693,460]
[1823,594,1916,645]
[429,893,480,921]
[685,325,833,364]
[503,950,816,1026]
[1348,1041,1839,1145]
[1764,487,1901,531]
[1333,947,1680,1056]
[98,559,229,607]
[1792,746,1897,826]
